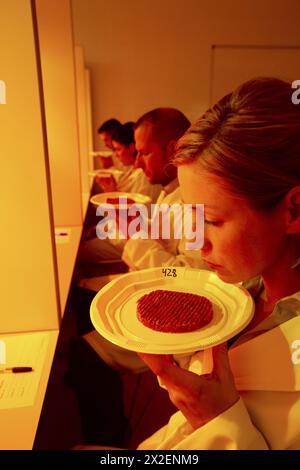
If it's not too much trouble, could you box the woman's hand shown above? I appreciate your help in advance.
[138,344,239,429]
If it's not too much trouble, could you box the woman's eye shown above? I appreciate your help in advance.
[204,219,221,226]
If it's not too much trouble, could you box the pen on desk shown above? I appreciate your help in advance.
[0,367,33,373]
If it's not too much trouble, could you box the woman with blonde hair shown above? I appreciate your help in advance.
[138,77,300,450]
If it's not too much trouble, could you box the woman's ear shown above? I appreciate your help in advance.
[284,186,300,234]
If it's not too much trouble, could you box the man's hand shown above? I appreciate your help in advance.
[96,175,117,192]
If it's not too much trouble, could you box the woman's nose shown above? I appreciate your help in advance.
[200,237,212,256]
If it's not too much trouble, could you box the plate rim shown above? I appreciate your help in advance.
[90,191,152,208]
[90,267,255,354]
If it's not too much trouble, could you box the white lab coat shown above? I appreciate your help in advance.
[79,168,161,263]
[138,291,300,450]
[117,166,162,202]
[122,180,207,270]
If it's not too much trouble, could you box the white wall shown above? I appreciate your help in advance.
[71,0,300,149]
[211,46,300,103]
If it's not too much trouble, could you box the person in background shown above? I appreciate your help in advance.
[122,107,207,270]
[112,121,137,164]
[97,118,121,150]
[136,77,300,450]
[97,118,122,169]
[95,122,161,201]
[78,122,161,266]
[96,121,136,192]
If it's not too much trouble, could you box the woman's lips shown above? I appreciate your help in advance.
[205,261,222,269]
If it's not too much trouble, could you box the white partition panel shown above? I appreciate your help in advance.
[85,68,94,175]
[0,0,59,332]
[74,45,90,195]
[35,0,83,226]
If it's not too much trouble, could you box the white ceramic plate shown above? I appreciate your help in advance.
[90,267,254,354]
[90,191,151,209]
[89,151,114,157]
[88,168,123,178]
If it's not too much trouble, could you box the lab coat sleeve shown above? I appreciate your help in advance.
[117,168,161,202]
[139,317,300,450]
[138,398,269,450]
[121,186,207,270]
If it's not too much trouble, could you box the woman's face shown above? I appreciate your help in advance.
[112,141,135,166]
[178,163,288,283]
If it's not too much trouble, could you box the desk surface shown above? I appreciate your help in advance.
[55,191,90,317]
[0,330,59,450]
[0,194,89,449]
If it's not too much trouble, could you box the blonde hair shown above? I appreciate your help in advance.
[174,77,300,209]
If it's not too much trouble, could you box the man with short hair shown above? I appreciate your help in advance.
[122,108,206,270]
[133,108,189,185]
[96,118,123,170]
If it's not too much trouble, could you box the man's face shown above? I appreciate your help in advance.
[134,124,170,185]
[99,131,113,150]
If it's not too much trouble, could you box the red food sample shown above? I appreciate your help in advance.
[137,289,213,333]
[106,197,135,205]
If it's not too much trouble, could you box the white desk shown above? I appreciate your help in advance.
[0,330,59,450]
[54,190,91,316]
[0,195,89,449]
[0,193,90,448]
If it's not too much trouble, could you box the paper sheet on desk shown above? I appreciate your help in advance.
[0,332,49,409]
